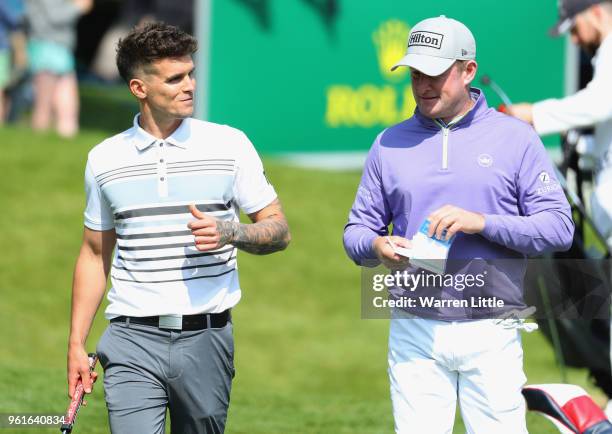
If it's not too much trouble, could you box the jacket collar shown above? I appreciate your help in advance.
[414,87,489,130]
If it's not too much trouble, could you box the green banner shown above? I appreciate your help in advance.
[204,0,564,154]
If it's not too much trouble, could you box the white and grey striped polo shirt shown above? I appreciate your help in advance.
[84,115,277,319]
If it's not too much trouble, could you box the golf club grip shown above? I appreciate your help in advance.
[60,353,98,433]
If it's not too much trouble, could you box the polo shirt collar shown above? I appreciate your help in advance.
[131,114,191,151]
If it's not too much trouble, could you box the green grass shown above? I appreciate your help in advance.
[0,124,606,434]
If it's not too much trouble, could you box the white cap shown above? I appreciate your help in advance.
[391,15,476,77]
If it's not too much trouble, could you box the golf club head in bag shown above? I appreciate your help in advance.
[523,384,612,433]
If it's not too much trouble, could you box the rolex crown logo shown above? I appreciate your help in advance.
[372,20,411,82]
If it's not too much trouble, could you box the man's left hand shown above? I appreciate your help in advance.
[427,205,485,241]
[505,103,534,125]
[188,204,235,251]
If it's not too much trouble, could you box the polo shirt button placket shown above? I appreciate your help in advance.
[157,141,168,197]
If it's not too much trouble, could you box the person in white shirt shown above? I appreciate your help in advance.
[66,22,290,434]
[507,0,612,245]
[507,0,612,421]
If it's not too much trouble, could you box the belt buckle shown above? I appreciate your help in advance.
[158,314,183,330]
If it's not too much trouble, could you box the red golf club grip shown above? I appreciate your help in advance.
[60,353,98,433]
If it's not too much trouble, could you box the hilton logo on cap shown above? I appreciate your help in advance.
[409,31,443,49]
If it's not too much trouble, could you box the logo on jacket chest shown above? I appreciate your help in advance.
[477,153,493,168]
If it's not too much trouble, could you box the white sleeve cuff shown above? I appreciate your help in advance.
[239,190,278,215]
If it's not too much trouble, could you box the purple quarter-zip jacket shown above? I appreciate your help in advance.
[343,88,575,319]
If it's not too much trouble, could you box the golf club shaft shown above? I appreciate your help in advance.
[480,75,513,106]
[489,81,513,106]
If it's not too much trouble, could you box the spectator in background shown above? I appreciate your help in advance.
[25,0,92,137]
[4,0,30,125]
[0,0,25,124]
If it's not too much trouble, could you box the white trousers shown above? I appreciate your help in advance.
[389,309,528,434]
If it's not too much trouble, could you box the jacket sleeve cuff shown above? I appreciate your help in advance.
[481,214,499,240]
[362,232,379,260]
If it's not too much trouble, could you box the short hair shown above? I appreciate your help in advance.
[456,59,470,70]
[116,22,198,83]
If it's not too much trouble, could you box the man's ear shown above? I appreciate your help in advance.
[464,60,478,86]
[129,78,147,100]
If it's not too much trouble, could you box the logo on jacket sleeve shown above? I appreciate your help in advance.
[536,170,561,195]
[538,171,551,184]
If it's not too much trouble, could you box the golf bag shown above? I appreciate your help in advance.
[523,384,612,434]
[524,129,612,400]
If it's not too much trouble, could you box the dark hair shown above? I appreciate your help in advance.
[116,22,198,83]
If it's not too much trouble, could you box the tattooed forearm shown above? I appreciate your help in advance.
[217,216,289,255]
[216,220,237,247]
[232,216,290,254]
[211,199,290,255]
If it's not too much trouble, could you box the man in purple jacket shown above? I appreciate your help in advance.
[343,16,575,434]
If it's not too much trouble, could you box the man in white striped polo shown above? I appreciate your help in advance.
[66,22,290,434]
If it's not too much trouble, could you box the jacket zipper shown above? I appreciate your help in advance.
[437,98,476,170]
[442,127,449,170]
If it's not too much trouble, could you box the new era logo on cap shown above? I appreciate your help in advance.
[409,31,444,49]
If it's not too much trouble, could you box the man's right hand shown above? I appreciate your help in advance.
[67,344,97,398]
[67,228,114,399]
[372,236,411,270]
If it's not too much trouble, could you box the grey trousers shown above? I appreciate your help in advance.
[96,319,235,434]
